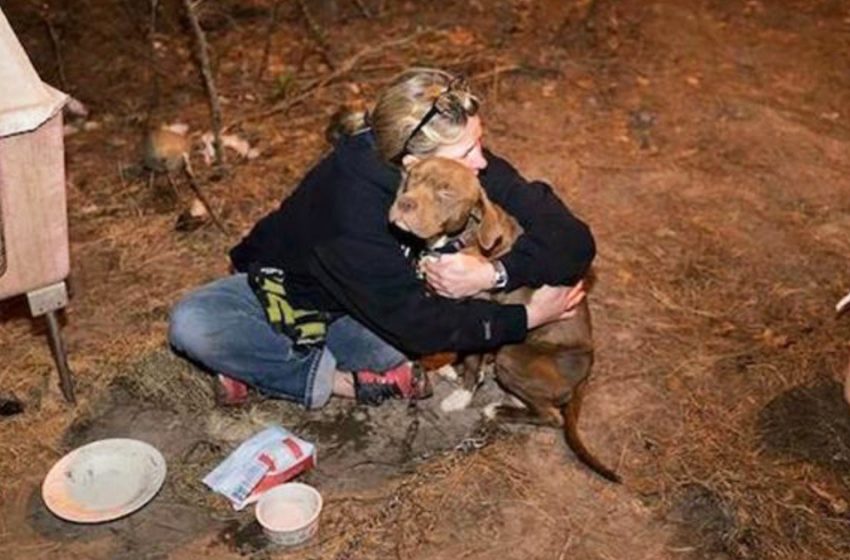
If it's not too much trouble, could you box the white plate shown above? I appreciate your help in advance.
[42,438,167,523]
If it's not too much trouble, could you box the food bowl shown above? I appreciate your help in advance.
[255,482,322,547]
[42,438,167,523]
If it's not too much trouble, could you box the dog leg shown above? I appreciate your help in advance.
[480,352,496,379]
[483,402,560,426]
[440,354,483,412]
[436,364,459,381]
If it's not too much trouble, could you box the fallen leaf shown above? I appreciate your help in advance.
[201,132,260,165]
[810,483,849,515]
[757,328,791,349]
[447,27,476,46]
[165,122,190,135]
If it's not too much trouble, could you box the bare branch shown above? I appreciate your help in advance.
[352,0,373,19]
[296,0,337,70]
[257,0,283,82]
[182,0,225,168]
[232,29,434,127]
[181,155,229,235]
[39,6,68,91]
[145,0,161,116]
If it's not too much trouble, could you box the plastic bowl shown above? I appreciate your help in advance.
[255,483,322,547]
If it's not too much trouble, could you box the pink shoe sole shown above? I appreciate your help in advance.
[216,374,250,406]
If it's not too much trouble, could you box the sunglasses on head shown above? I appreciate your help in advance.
[394,77,478,162]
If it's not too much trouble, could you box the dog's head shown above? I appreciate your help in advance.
[389,157,515,256]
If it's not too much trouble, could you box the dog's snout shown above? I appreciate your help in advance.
[396,196,417,213]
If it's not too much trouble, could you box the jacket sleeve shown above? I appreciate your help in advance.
[480,151,596,290]
[311,228,527,357]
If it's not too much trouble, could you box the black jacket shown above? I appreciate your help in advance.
[230,131,595,356]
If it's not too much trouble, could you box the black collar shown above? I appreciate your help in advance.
[424,212,481,256]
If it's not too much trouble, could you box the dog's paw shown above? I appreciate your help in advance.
[482,402,500,420]
[436,364,459,381]
[479,362,495,380]
[440,388,473,412]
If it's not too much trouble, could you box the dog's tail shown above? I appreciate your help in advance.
[561,377,622,483]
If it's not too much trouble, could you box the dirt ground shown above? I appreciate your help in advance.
[2,1,850,559]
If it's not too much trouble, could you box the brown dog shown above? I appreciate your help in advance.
[390,157,620,483]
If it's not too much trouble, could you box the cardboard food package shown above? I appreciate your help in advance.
[203,425,316,510]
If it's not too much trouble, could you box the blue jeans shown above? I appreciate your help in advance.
[168,274,406,409]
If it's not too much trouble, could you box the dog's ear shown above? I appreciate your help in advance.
[397,167,410,192]
[473,192,504,255]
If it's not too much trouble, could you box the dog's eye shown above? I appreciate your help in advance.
[435,186,454,200]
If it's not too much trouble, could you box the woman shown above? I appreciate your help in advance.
[169,68,595,409]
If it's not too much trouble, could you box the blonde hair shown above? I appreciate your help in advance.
[330,68,480,163]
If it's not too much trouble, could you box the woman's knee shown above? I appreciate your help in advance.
[168,296,215,357]
[169,276,252,356]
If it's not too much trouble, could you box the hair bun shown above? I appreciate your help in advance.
[423,83,447,101]
[325,105,369,144]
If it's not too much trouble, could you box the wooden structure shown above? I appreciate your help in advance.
[0,8,74,402]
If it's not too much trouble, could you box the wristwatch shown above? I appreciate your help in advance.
[491,260,508,290]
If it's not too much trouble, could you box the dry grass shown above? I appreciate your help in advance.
[280,437,534,560]
[649,378,850,559]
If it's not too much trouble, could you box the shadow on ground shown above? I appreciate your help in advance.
[27,348,509,558]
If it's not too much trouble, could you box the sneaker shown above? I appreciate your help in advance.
[216,374,250,407]
[354,362,433,406]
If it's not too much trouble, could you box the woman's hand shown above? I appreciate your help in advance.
[421,253,495,299]
[524,281,586,329]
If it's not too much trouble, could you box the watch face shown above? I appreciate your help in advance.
[493,262,507,289]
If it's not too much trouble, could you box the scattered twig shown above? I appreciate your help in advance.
[165,171,182,201]
[296,0,337,69]
[22,0,183,86]
[648,283,722,319]
[182,0,225,168]
[117,162,128,191]
[256,0,283,81]
[324,492,392,505]
[557,535,575,560]
[181,155,229,235]
[581,0,603,32]
[149,0,159,48]
[352,0,373,19]
[469,63,521,84]
[39,7,68,91]
[145,0,161,119]
[118,0,150,41]
[232,29,434,127]
[837,291,850,314]
[577,162,662,173]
